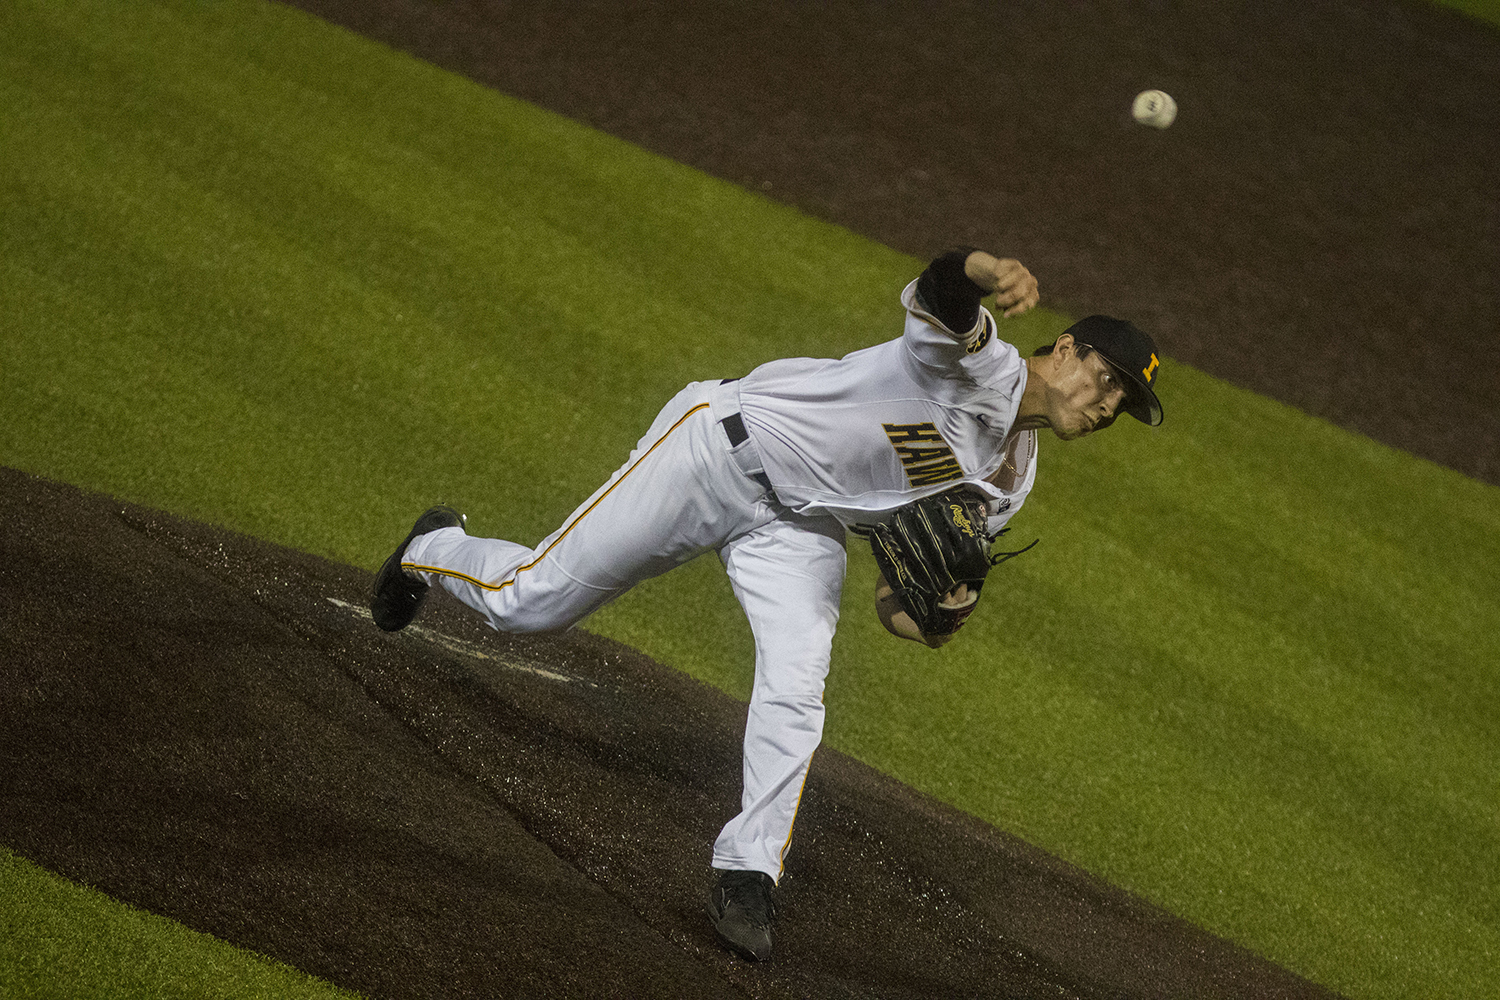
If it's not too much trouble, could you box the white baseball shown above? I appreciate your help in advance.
[1131,89,1177,129]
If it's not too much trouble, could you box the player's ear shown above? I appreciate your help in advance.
[1052,333,1076,360]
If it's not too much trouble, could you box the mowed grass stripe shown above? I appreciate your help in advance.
[0,848,364,1000]
[3,2,1499,998]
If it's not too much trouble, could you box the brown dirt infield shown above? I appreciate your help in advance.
[5,1,1496,996]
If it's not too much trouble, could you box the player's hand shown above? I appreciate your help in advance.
[989,259,1039,318]
[940,583,971,606]
[920,584,973,647]
[963,252,1040,318]
[876,576,973,649]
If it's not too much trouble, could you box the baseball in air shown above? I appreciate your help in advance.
[1131,89,1177,128]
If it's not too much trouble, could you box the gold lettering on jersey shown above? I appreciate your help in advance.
[884,422,964,487]
[908,459,964,486]
[1143,353,1159,382]
[884,424,944,445]
[890,443,950,465]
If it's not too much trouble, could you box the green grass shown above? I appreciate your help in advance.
[1435,0,1500,29]
[3,1,1498,998]
[0,848,363,1000]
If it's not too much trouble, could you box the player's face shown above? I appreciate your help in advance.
[1046,344,1129,440]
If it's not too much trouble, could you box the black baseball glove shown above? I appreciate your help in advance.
[853,488,1036,638]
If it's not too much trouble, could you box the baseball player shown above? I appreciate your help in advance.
[370,247,1163,962]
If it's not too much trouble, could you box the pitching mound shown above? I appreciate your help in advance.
[0,466,1336,998]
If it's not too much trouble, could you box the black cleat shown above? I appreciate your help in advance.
[370,505,465,632]
[706,869,777,962]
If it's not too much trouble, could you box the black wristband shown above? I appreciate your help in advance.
[915,247,986,335]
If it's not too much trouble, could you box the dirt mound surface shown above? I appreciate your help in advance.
[0,467,1338,996]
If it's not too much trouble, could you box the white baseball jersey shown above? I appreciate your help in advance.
[738,279,1036,530]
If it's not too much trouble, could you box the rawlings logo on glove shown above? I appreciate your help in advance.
[949,502,978,538]
[853,488,1037,639]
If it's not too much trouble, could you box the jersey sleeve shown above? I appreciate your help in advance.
[899,278,1016,392]
[912,248,987,339]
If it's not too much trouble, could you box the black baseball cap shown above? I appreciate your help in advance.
[1064,315,1164,426]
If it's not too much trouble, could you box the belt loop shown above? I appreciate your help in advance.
[712,380,774,498]
[721,412,749,447]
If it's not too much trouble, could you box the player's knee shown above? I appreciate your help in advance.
[751,688,827,726]
[753,633,834,689]
[484,600,583,634]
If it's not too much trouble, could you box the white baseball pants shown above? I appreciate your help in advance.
[401,380,847,880]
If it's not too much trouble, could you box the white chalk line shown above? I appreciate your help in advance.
[326,597,583,685]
